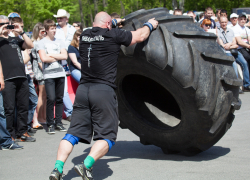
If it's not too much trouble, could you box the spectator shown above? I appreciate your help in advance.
[201,19,212,32]
[173,9,182,16]
[0,52,23,150]
[68,29,83,83]
[0,15,35,142]
[199,7,217,29]
[199,13,204,21]
[228,13,238,29]
[72,22,83,30]
[31,22,47,126]
[216,9,232,28]
[233,13,250,84]
[110,12,120,19]
[187,11,197,22]
[245,15,250,28]
[215,9,222,22]
[11,17,39,135]
[54,9,75,121]
[217,16,250,93]
[37,19,68,134]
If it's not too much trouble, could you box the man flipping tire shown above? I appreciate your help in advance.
[49,11,158,180]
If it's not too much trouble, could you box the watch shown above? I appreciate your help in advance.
[19,31,25,36]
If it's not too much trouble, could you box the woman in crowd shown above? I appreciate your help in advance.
[72,22,83,30]
[201,19,212,32]
[68,29,83,83]
[31,22,47,126]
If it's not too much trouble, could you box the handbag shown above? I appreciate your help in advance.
[220,28,238,56]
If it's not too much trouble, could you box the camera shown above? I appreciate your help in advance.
[7,25,14,29]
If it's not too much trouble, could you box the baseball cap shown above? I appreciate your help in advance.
[8,12,20,18]
[238,13,247,18]
[230,13,238,18]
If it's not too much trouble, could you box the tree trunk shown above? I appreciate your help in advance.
[120,0,125,17]
[87,0,94,25]
[93,0,98,16]
[103,0,107,10]
[179,0,185,11]
[78,0,86,28]
[172,0,178,10]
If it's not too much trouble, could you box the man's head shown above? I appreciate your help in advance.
[53,9,69,27]
[44,19,57,37]
[173,9,182,16]
[230,13,238,26]
[220,9,227,18]
[219,16,228,29]
[238,14,247,27]
[0,15,10,36]
[205,7,214,19]
[216,9,221,18]
[199,13,204,20]
[10,17,24,37]
[187,11,195,21]
[93,12,112,30]
[110,12,120,19]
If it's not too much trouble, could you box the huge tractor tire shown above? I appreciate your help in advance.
[116,8,242,155]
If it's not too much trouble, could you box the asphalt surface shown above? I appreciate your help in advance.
[1,93,250,180]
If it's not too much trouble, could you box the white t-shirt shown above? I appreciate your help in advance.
[233,24,250,49]
[36,38,66,79]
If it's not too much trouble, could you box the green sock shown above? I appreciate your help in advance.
[54,160,64,173]
[84,156,95,169]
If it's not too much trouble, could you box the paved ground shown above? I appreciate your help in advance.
[1,93,250,180]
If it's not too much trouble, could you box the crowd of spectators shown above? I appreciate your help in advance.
[1,7,250,150]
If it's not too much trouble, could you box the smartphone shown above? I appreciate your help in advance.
[7,25,14,29]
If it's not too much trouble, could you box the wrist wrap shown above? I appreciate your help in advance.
[143,22,153,32]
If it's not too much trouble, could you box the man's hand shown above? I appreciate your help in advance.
[148,18,158,30]
[224,43,231,50]
[0,24,8,35]
[0,76,5,91]
[12,23,23,34]
[115,18,125,28]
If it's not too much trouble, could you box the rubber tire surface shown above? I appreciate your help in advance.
[116,8,242,155]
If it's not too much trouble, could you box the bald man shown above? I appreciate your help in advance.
[49,12,158,180]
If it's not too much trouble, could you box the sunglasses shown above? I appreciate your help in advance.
[205,24,211,27]
[40,30,46,34]
[56,17,66,20]
[73,25,79,27]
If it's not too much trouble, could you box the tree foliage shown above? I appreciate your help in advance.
[0,0,247,31]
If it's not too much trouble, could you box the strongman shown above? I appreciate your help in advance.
[49,11,158,180]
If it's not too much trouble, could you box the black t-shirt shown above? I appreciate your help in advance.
[79,27,132,88]
[68,45,81,72]
[0,36,25,81]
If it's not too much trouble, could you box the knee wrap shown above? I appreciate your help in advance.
[103,139,115,151]
[62,134,80,146]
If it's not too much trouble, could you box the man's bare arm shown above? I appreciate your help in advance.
[47,48,68,60]
[0,61,5,91]
[38,49,56,63]
[130,18,158,46]
[235,36,250,49]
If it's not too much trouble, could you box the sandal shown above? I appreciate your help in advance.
[33,125,43,129]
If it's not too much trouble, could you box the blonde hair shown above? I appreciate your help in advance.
[31,22,44,41]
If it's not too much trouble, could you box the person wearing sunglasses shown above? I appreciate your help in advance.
[72,22,83,30]
[201,19,212,32]
[53,9,75,121]
[31,22,47,126]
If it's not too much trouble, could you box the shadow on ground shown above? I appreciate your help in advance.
[62,140,230,180]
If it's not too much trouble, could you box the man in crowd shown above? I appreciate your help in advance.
[216,9,232,28]
[54,9,76,121]
[49,12,158,180]
[37,19,68,134]
[173,9,182,15]
[215,8,221,22]
[199,7,217,29]
[217,16,250,91]
[187,11,197,22]
[0,43,23,150]
[0,15,35,142]
[233,13,250,89]
[228,13,238,29]
[10,17,38,136]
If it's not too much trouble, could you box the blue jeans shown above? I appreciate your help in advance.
[63,76,73,118]
[226,53,238,78]
[27,75,38,130]
[0,91,12,148]
[234,51,250,87]
[71,69,81,83]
